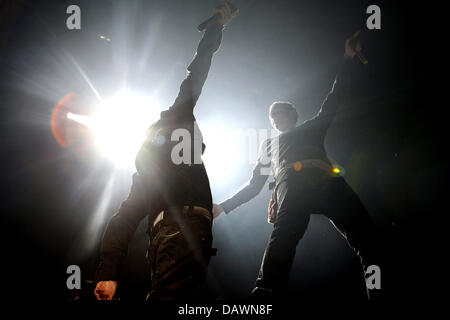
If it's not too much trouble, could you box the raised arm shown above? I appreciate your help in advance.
[167,2,238,118]
[308,30,362,130]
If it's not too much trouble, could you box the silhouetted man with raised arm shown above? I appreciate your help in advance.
[214,31,380,300]
[94,2,238,300]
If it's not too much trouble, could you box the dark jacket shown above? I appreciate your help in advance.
[220,59,353,214]
[95,23,223,282]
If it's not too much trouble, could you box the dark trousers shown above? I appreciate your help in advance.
[146,209,213,300]
[254,169,378,297]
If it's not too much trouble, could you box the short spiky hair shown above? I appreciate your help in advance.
[269,101,298,123]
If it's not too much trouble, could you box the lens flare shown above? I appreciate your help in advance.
[331,164,345,177]
[293,161,303,171]
[52,93,76,147]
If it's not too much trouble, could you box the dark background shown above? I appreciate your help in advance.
[0,0,441,306]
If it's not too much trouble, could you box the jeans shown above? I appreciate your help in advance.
[146,207,213,300]
[253,168,378,297]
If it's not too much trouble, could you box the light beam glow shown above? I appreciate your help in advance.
[201,124,249,183]
[68,91,161,168]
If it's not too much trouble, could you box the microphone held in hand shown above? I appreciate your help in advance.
[355,51,369,65]
[349,29,369,65]
[197,1,237,31]
[197,12,222,31]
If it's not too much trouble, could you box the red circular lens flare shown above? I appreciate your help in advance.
[293,161,303,171]
[51,93,76,147]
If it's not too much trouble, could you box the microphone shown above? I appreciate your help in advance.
[197,12,222,31]
[197,2,236,31]
[355,51,369,65]
[349,29,368,65]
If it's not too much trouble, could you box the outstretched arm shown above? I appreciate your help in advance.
[214,140,271,217]
[218,161,269,215]
[167,2,238,118]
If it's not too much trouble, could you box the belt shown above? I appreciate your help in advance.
[274,159,333,177]
[152,205,212,228]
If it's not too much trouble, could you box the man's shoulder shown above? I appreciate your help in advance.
[293,116,326,132]
[299,117,317,127]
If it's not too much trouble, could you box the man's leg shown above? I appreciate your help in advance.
[147,212,213,300]
[252,176,312,299]
[323,177,379,268]
[322,177,382,299]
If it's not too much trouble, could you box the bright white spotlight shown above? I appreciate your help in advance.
[77,91,161,168]
[201,124,247,183]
